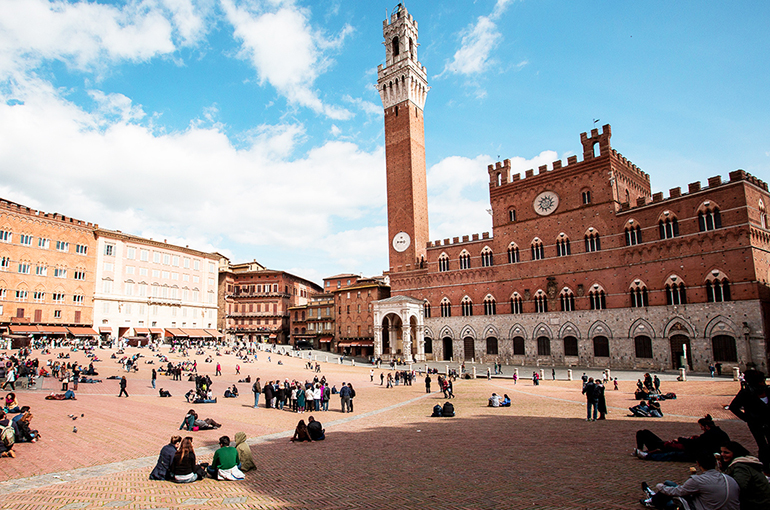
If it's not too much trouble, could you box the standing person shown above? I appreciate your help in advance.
[151,368,157,389]
[263,381,273,409]
[2,366,16,391]
[252,378,261,408]
[339,382,351,413]
[613,377,619,391]
[729,369,770,471]
[312,384,321,412]
[215,362,221,376]
[581,372,588,388]
[370,369,374,382]
[380,372,384,386]
[235,364,240,375]
[582,377,598,421]
[347,383,355,412]
[596,379,607,420]
[513,372,518,385]
[487,367,491,380]
[150,436,181,480]
[118,376,129,397]
[653,375,661,393]
[425,374,431,393]
[552,368,556,381]
[709,363,716,377]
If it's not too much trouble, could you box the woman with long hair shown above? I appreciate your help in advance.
[290,419,313,442]
[170,437,203,482]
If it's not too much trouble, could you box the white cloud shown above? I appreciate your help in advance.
[221,0,353,119]
[88,90,146,124]
[439,0,513,78]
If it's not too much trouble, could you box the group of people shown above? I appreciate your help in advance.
[252,377,356,413]
[149,432,256,482]
[487,393,511,407]
[1,392,40,459]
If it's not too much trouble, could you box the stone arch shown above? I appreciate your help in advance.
[628,318,656,339]
[482,324,499,339]
[508,323,527,340]
[704,315,739,339]
[532,322,553,339]
[439,325,455,339]
[587,320,613,339]
[663,318,695,338]
[423,326,435,339]
[559,321,581,339]
[460,324,476,339]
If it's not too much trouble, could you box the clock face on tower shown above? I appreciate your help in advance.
[392,232,411,252]
[533,191,560,216]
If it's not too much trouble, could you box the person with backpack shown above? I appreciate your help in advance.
[0,410,15,458]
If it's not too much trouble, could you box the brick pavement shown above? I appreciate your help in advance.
[0,346,760,509]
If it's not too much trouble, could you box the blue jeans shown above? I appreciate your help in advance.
[253,393,260,408]
[586,400,598,420]
[152,379,156,389]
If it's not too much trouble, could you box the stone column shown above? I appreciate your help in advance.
[374,325,383,358]
[402,326,412,363]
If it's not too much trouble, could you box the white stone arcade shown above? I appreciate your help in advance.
[373,296,425,362]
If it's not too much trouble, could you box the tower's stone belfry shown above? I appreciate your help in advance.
[377,5,430,273]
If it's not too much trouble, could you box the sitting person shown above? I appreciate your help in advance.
[431,404,443,417]
[307,416,325,441]
[290,419,313,442]
[4,393,20,413]
[184,389,195,403]
[159,388,172,398]
[441,401,455,417]
[14,412,39,443]
[207,436,244,480]
[629,400,663,418]
[0,411,16,458]
[488,393,501,407]
[500,394,511,407]
[634,414,729,461]
[150,436,181,480]
[718,441,770,510]
[170,437,205,483]
[223,385,239,398]
[234,432,256,472]
[639,450,739,509]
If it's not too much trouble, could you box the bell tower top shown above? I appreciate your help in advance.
[377,4,429,110]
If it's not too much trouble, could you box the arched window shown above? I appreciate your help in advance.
[537,336,551,356]
[440,298,451,317]
[589,285,606,310]
[459,251,471,270]
[534,290,548,313]
[513,336,525,355]
[483,295,496,315]
[531,238,544,261]
[659,214,679,239]
[760,199,767,229]
[461,296,473,317]
[665,276,687,305]
[593,336,610,357]
[508,243,520,264]
[392,36,399,57]
[634,336,653,358]
[481,247,493,267]
[424,300,431,318]
[559,288,575,312]
[625,221,642,246]
[438,254,450,272]
[705,271,731,302]
[486,337,498,355]
[563,336,578,356]
[630,280,649,308]
[556,234,571,257]
[584,229,601,252]
[582,190,592,204]
[698,202,722,232]
[508,209,517,222]
[424,337,433,354]
[510,293,522,314]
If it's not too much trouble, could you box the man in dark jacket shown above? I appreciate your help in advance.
[263,380,273,409]
[252,378,261,408]
[729,369,770,470]
[149,436,181,480]
[582,378,598,421]
[339,382,351,413]
[307,416,325,440]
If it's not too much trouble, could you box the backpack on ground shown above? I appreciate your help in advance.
[1,423,15,447]
[442,402,455,417]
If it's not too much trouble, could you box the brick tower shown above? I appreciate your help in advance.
[377,5,430,272]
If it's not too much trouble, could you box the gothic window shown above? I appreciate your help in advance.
[534,290,548,313]
[593,336,610,357]
[559,288,575,312]
[625,223,642,246]
[665,276,687,305]
[531,238,544,261]
[438,254,450,272]
[392,36,399,57]
[508,209,517,222]
[537,336,551,356]
[705,271,731,302]
[508,243,520,263]
[459,251,471,270]
[659,215,679,239]
[510,293,522,314]
[424,300,431,318]
[760,199,767,229]
[584,229,601,252]
[630,281,649,308]
[481,247,493,267]
[634,336,653,358]
[589,285,606,310]
[698,202,722,232]
[513,336,525,355]
[563,336,579,356]
[440,298,451,318]
[582,190,592,204]
[486,337,498,355]
[461,296,473,317]
[483,295,496,316]
[556,234,571,257]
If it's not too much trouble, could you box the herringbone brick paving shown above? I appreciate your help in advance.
[0,346,756,509]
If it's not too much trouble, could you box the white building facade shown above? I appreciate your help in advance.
[92,229,220,342]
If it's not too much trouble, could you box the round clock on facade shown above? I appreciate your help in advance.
[533,191,560,216]
[392,231,411,252]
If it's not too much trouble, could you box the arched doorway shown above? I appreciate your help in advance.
[442,337,453,361]
[712,335,737,362]
[381,314,403,356]
[463,337,475,361]
[670,335,693,369]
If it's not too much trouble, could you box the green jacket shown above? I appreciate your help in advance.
[234,432,256,472]
[724,456,770,510]
[212,446,239,471]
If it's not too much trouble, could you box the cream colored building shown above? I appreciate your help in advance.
[92,229,220,342]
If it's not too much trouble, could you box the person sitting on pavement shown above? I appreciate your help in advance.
[290,419,313,442]
[150,435,181,480]
[4,393,20,413]
[634,414,730,461]
[0,410,16,458]
[14,412,39,443]
[500,394,511,407]
[159,388,172,398]
[234,432,256,472]
[488,393,501,407]
[207,435,244,480]
[170,437,206,483]
[307,416,325,441]
[718,441,770,510]
[639,450,739,509]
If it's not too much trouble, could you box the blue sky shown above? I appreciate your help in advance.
[0,0,768,284]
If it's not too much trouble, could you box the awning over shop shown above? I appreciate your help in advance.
[134,327,151,335]
[149,328,163,335]
[337,342,351,347]
[268,334,277,339]
[319,336,333,343]
[350,341,374,347]
[180,329,212,338]
[9,325,39,334]
[99,327,112,334]
[67,327,98,336]
[164,328,188,337]
[47,326,68,334]
[205,329,223,338]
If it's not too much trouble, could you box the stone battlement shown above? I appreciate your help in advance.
[426,231,492,249]
[0,198,97,229]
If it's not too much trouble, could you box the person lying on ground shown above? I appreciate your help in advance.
[634,414,729,461]
[44,390,76,400]
[159,388,172,397]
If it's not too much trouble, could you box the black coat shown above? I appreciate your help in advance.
[149,444,177,480]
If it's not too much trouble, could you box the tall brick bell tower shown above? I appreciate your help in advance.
[377,5,430,272]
